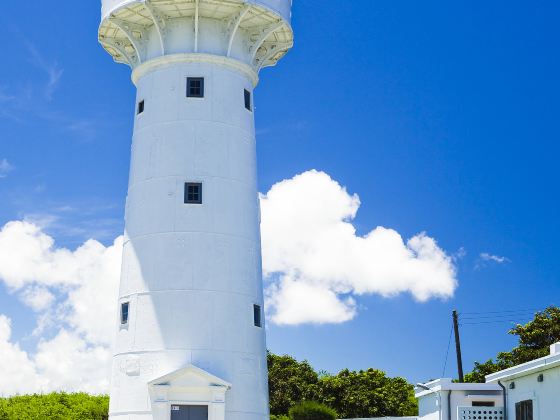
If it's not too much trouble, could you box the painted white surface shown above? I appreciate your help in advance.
[100,1,293,419]
[416,379,502,420]
[148,365,230,420]
[457,407,503,420]
[99,0,293,72]
[102,0,292,23]
[486,342,560,420]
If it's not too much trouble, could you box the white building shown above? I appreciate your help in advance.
[485,342,560,419]
[98,1,293,419]
[415,379,503,420]
[416,342,560,420]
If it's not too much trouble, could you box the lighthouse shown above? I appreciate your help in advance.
[98,1,293,419]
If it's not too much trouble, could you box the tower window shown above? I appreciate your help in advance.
[137,100,145,114]
[121,302,130,325]
[187,77,204,98]
[244,89,252,111]
[184,183,202,204]
[254,304,262,327]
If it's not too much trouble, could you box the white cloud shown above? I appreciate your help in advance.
[0,220,122,395]
[476,252,511,270]
[33,329,112,394]
[265,277,357,325]
[26,42,64,101]
[0,159,14,178]
[19,286,55,312]
[0,316,110,396]
[260,170,458,326]
[479,253,510,264]
[0,315,43,396]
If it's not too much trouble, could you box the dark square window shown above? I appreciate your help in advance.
[254,304,262,327]
[184,183,202,204]
[516,400,533,420]
[244,89,252,111]
[121,302,130,325]
[472,401,495,407]
[171,405,208,420]
[187,77,204,98]
[138,100,145,114]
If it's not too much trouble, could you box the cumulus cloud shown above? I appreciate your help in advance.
[0,315,43,396]
[0,317,111,396]
[0,221,122,395]
[261,170,458,326]
[19,286,55,312]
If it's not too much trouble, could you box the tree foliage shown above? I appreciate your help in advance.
[268,352,418,418]
[268,352,319,414]
[289,401,337,420]
[0,393,108,420]
[465,306,560,383]
[317,369,417,418]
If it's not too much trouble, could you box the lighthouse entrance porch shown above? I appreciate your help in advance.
[147,365,230,420]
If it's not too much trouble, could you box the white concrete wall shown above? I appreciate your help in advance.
[418,390,502,420]
[109,59,267,420]
[502,368,560,419]
[418,392,440,420]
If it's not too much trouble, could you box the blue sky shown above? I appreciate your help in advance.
[0,0,559,391]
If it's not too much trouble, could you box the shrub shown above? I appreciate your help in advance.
[289,401,337,420]
[271,415,290,420]
[0,393,109,420]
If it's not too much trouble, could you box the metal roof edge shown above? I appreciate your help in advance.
[486,353,560,383]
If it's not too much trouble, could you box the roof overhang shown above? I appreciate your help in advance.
[486,353,560,383]
[415,378,502,398]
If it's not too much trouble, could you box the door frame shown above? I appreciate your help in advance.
[170,403,210,419]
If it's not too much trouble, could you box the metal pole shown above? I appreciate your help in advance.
[453,310,464,382]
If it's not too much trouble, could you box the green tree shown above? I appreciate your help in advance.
[465,306,560,383]
[316,369,417,418]
[268,352,319,415]
[289,401,337,420]
[267,352,418,417]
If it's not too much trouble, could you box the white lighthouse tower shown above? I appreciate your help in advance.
[98,1,293,419]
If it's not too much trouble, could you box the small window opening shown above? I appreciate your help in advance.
[254,304,262,327]
[187,77,204,98]
[137,100,145,114]
[244,89,252,111]
[472,401,495,407]
[121,302,130,325]
[515,400,533,420]
[184,183,202,204]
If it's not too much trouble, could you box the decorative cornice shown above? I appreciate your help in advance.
[131,53,259,86]
[99,0,293,73]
